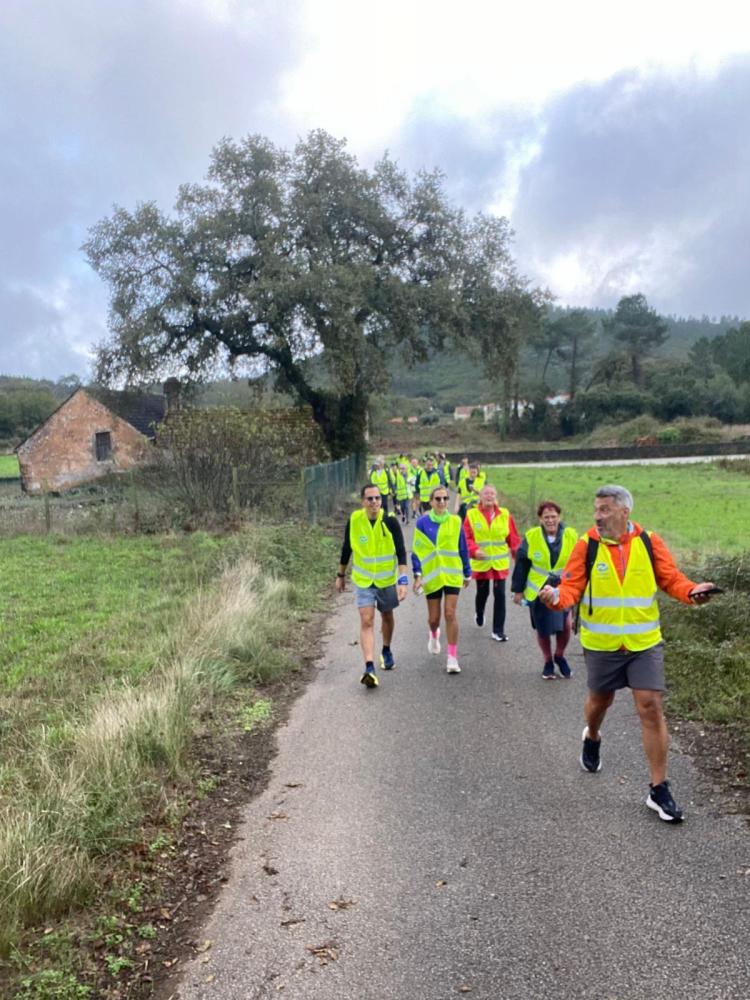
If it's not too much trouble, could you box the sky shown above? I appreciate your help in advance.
[1,0,749,381]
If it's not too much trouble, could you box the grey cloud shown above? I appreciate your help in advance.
[0,0,305,379]
[390,60,750,318]
[511,58,750,315]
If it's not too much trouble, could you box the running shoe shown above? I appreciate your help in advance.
[428,631,441,654]
[446,656,461,674]
[491,633,508,642]
[580,726,602,772]
[474,611,484,627]
[360,666,379,688]
[647,781,684,822]
[380,648,395,670]
[542,660,555,680]
[555,654,572,678]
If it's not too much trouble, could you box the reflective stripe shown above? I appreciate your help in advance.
[421,568,440,586]
[352,560,397,582]
[582,619,661,635]
[358,553,398,565]
[420,551,437,567]
[530,561,549,573]
[588,595,656,609]
[525,579,540,594]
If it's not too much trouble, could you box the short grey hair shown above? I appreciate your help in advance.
[596,484,633,512]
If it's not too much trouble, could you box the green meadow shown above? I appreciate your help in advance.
[0,454,19,478]
[487,460,749,555]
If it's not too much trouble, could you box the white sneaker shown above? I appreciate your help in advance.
[446,656,461,674]
[428,631,441,654]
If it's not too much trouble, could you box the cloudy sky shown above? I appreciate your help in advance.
[2,0,749,380]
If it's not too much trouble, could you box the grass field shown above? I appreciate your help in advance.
[0,522,336,968]
[0,453,19,478]
[487,461,750,555]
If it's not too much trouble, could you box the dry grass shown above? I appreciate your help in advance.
[0,554,299,953]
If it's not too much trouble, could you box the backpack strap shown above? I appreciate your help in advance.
[574,530,655,633]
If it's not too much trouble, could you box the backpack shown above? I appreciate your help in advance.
[573,531,655,634]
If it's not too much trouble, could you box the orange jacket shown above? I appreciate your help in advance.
[556,522,696,611]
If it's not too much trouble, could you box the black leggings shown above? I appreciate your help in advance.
[475,578,506,634]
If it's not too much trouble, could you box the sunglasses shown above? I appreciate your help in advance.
[433,496,449,502]
[364,496,382,502]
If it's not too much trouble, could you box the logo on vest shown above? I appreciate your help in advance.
[596,562,608,573]
[359,536,369,544]
[533,551,542,559]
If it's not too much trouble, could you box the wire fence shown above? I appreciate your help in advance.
[302,453,364,522]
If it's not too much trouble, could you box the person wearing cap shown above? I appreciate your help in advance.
[370,456,391,514]
[538,483,718,822]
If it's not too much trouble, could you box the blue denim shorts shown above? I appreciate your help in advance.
[355,584,399,612]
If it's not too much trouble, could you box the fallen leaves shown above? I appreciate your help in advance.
[306,940,339,965]
[328,898,356,911]
[267,811,289,821]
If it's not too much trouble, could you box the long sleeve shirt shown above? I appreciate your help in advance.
[555,521,696,610]
[339,513,407,569]
[462,505,520,580]
[511,522,568,593]
[411,514,472,580]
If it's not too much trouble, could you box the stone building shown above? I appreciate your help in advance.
[15,388,166,494]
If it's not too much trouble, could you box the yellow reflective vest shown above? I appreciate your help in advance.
[370,468,390,496]
[413,515,465,595]
[523,525,579,602]
[393,471,410,501]
[459,471,486,507]
[578,532,661,652]
[467,506,511,574]
[418,468,442,502]
[349,509,398,589]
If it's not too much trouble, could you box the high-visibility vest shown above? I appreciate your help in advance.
[370,468,389,496]
[459,471,486,506]
[418,469,442,502]
[467,506,511,574]
[578,532,661,652]
[413,515,465,595]
[349,509,398,589]
[457,465,470,487]
[523,525,578,602]
[394,471,410,501]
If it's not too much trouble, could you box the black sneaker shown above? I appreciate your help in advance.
[542,660,555,680]
[474,611,484,627]
[555,654,572,678]
[647,781,684,822]
[580,726,602,772]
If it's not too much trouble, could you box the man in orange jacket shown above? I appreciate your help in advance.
[539,484,717,823]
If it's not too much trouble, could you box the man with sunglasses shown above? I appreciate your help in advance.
[336,484,408,688]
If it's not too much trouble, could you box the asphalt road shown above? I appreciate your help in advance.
[178,524,750,1000]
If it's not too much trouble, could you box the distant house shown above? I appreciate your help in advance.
[546,392,571,406]
[454,403,504,423]
[453,405,476,421]
[15,388,167,494]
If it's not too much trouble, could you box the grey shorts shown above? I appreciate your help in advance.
[584,643,665,692]
[355,583,399,613]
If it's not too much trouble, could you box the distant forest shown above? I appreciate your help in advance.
[2,307,749,447]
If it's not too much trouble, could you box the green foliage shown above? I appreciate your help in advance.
[661,553,750,744]
[84,130,530,457]
[156,405,325,515]
[602,293,669,388]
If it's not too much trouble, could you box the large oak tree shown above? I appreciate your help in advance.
[84,130,531,456]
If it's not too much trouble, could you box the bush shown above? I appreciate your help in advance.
[156,406,326,517]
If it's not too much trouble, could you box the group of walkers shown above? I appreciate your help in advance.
[367,452,488,523]
[336,461,719,823]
